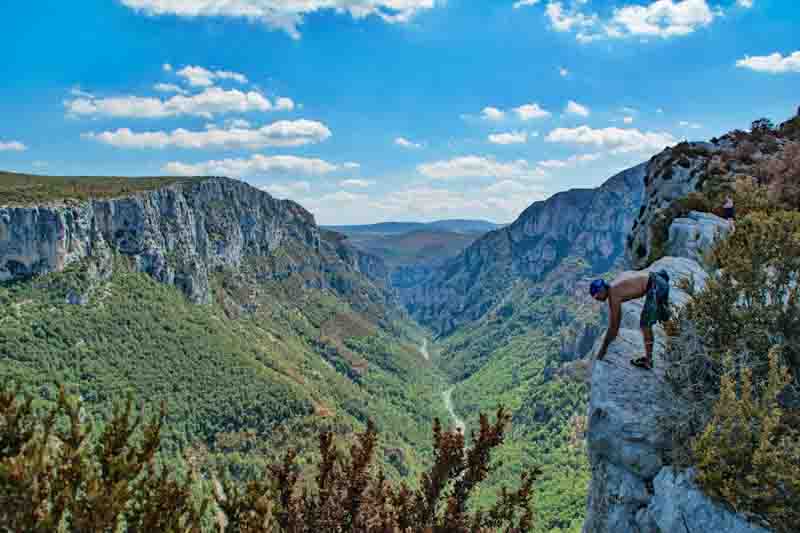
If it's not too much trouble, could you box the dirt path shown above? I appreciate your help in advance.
[442,387,466,434]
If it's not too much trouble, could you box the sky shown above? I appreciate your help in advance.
[1,0,798,225]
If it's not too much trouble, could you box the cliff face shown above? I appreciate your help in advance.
[401,163,646,335]
[583,150,773,531]
[0,177,391,307]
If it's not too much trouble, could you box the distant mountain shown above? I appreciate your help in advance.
[324,219,501,236]
[399,163,646,336]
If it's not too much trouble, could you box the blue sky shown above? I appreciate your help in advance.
[1,0,798,224]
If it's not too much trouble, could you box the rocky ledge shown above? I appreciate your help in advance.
[583,208,771,532]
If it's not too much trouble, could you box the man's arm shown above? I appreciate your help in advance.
[596,297,621,360]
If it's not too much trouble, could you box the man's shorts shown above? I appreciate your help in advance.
[640,270,671,328]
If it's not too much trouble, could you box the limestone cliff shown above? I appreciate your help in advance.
[0,177,392,309]
[402,163,646,335]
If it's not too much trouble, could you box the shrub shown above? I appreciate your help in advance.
[661,210,800,531]
[0,385,539,532]
[692,351,800,532]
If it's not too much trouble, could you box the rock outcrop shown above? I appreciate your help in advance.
[583,206,766,529]
[0,177,391,307]
[402,163,646,335]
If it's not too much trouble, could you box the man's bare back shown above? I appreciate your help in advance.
[608,271,650,303]
[589,271,652,363]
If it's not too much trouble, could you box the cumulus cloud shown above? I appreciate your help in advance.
[0,140,27,152]
[339,179,375,188]
[262,181,312,197]
[623,116,634,124]
[153,83,187,94]
[546,2,596,32]
[559,67,569,77]
[513,0,541,8]
[395,137,423,149]
[736,51,800,73]
[481,107,506,121]
[163,154,338,178]
[488,131,529,144]
[538,153,602,168]
[65,87,292,119]
[120,0,438,39]
[175,65,248,87]
[547,0,717,42]
[679,121,703,129]
[737,0,753,7]
[514,103,551,120]
[545,125,676,154]
[417,155,544,180]
[565,100,590,117]
[84,119,332,150]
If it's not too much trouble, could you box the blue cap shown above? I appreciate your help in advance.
[590,279,608,296]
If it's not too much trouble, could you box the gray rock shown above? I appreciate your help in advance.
[666,211,731,269]
[403,162,646,334]
[647,469,770,533]
[0,178,389,305]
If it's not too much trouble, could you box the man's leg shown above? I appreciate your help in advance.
[641,326,654,365]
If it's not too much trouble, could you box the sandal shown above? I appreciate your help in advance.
[630,357,653,370]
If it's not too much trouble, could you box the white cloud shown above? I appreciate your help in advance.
[559,67,569,77]
[546,0,717,42]
[0,141,27,152]
[163,63,173,72]
[514,103,551,120]
[163,154,338,178]
[120,0,438,39]
[343,162,361,169]
[0,140,27,152]
[65,87,290,119]
[679,121,703,129]
[623,116,634,124]
[85,119,332,150]
[153,83,187,94]
[546,2,596,32]
[395,137,423,149]
[545,125,676,154]
[262,181,312,197]
[482,106,506,121]
[513,0,541,8]
[339,179,375,188]
[176,65,248,87]
[275,97,295,111]
[418,155,544,180]
[736,51,800,74]
[610,0,715,38]
[737,0,753,7]
[537,152,601,168]
[565,100,590,117]
[657,108,665,114]
[488,131,528,144]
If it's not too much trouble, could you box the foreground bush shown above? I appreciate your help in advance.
[692,351,800,532]
[662,209,800,532]
[0,385,537,532]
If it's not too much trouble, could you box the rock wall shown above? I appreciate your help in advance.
[402,163,646,335]
[0,178,387,304]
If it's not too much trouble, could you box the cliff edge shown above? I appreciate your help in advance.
[582,158,774,531]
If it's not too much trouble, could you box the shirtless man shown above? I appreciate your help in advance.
[589,269,671,370]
